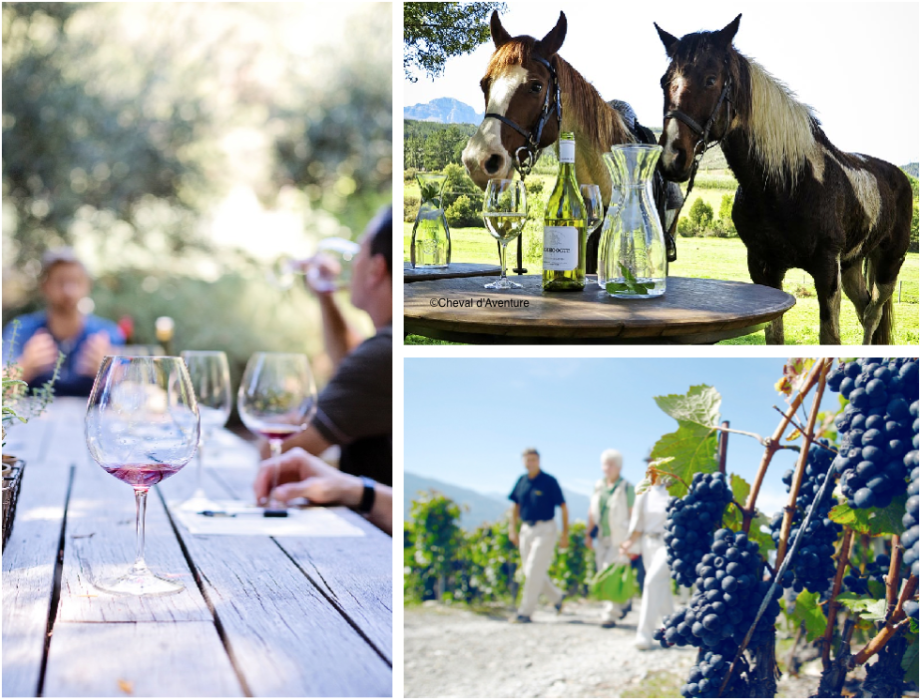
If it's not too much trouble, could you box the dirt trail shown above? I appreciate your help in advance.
[404,599,821,698]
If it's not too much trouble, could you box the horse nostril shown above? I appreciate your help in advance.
[484,154,503,175]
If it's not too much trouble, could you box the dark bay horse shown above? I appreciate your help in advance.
[461,12,680,267]
[655,15,912,345]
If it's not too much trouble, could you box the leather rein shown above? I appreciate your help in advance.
[663,75,734,244]
[483,55,561,179]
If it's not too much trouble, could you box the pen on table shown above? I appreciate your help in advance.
[198,509,289,518]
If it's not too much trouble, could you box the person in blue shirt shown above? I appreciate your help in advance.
[3,248,124,397]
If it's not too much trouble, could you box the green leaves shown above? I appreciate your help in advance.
[792,590,828,642]
[828,493,907,537]
[835,593,888,623]
[649,385,721,497]
[605,263,655,295]
[903,634,918,684]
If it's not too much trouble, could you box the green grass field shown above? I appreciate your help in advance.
[403,222,919,346]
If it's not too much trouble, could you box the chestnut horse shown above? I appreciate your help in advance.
[462,11,680,268]
[655,15,912,345]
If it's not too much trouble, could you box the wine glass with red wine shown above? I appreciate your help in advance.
[85,356,200,596]
[237,352,317,507]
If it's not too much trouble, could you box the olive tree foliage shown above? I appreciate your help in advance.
[404,2,506,82]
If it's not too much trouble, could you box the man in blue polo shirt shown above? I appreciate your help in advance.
[508,447,569,623]
[2,248,124,396]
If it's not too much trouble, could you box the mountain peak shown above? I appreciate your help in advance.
[404,98,483,125]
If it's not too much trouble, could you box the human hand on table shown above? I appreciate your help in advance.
[253,446,362,508]
[75,331,112,376]
[18,330,59,381]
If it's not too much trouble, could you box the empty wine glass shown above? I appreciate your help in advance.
[267,238,359,292]
[580,184,604,286]
[237,352,317,508]
[85,356,200,596]
[482,179,528,289]
[178,351,232,512]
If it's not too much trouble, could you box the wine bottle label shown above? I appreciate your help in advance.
[543,226,578,270]
[559,139,575,163]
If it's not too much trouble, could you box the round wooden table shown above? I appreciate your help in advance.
[404,275,796,344]
[404,262,501,282]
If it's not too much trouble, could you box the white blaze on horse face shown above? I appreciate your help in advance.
[462,65,529,184]
[661,117,682,170]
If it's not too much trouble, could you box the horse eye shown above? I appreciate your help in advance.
[705,76,717,88]
[530,82,543,93]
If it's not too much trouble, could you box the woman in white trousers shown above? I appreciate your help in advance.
[620,481,673,649]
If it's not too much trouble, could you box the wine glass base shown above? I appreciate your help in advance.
[176,492,224,514]
[484,278,523,290]
[94,569,185,597]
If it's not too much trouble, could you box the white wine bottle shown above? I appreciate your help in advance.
[542,131,586,291]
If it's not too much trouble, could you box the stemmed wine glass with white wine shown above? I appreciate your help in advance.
[580,184,604,286]
[85,356,200,596]
[482,179,528,289]
[178,351,232,512]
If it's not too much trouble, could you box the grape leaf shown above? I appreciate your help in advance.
[867,579,886,600]
[730,474,751,507]
[828,493,907,537]
[792,590,828,642]
[902,635,917,683]
[654,385,722,427]
[835,593,888,622]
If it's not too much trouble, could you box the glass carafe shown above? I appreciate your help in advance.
[599,145,666,298]
[411,173,451,269]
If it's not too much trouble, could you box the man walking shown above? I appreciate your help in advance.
[586,449,635,627]
[508,447,568,623]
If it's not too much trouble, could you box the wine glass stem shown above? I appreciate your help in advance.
[195,438,205,496]
[498,241,508,282]
[132,487,149,573]
[269,439,282,504]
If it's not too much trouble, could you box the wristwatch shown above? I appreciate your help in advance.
[358,476,376,514]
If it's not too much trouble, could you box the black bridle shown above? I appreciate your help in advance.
[483,55,562,179]
[663,75,734,248]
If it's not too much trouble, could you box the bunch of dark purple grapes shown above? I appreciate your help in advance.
[903,444,918,588]
[827,358,918,510]
[680,646,734,698]
[664,472,734,588]
[768,440,841,594]
[655,529,777,652]
[843,553,908,595]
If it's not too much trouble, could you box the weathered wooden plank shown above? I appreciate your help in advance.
[57,431,213,623]
[404,274,795,343]
[199,445,394,662]
[404,262,501,282]
[42,621,243,697]
[2,401,81,697]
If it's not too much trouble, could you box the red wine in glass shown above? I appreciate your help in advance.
[102,462,183,488]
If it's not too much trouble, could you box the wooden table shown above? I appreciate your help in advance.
[404,275,795,344]
[404,262,500,282]
[2,399,392,697]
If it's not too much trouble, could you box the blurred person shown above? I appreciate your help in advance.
[2,248,124,396]
[254,447,392,535]
[508,447,569,623]
[586,449,636,628]
[620,478,674,650]
[258,205,392,488]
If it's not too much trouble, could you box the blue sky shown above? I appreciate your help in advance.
[404,358,843,519]
[404,2,919,166]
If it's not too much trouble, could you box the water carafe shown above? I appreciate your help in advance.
[599,145,666,298]
[411,173,451,269]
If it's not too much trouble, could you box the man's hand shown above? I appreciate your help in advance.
[585,535,593,551]
[75,331,111,377]
[254,446,362,508]
[508,529,519,547]
[18,330,59,381]
[619,538,634,556]
[559,531,569,549]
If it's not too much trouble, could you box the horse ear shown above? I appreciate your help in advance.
[536,11,567,57]
[714,14,741,48]
[654,23,680,57]
[491,11,512,49]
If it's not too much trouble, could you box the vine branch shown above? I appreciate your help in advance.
[822,527,853,669]
[885,535,902,619]
[776,359,830,567]
[742,359,828,533]
[851,575,918,667]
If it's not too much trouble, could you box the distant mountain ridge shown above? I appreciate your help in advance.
[405,471,591,531]
[903,163,919,178]
[404,97,482,124]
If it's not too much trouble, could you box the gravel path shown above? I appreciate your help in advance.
[404,600,828,698]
